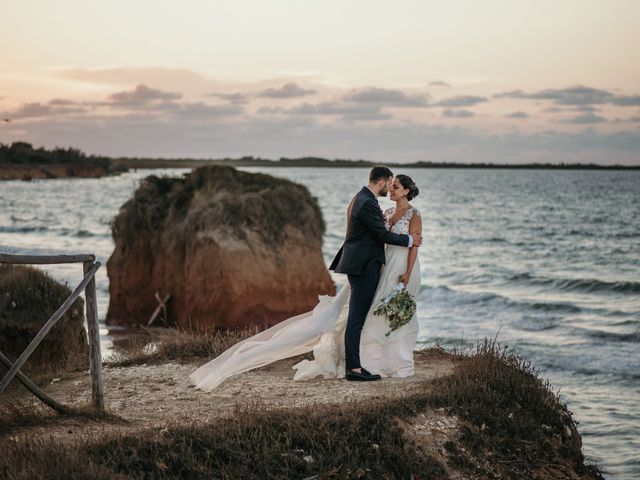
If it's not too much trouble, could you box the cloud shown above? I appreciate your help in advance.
[559,112,607,124]
[506,111,529,119]
[613,115,640,124]
[257,106,284,114]
[5,78,640,165]
[442,108,475,118]
[108,84,182,105]
[11,113,640,165]
[429,81,451,87]
[258,82,316,98]
[341,88,429,107]
[494,85,614,105]
[2,101,88,120]
[283,101,392,121]
[432,95,487,107]
[57,67,220,92]
[495,85,640,107]
[206,92,250,104]
[611,95,640,106]
[571,105,600,112]
[48,98,78,106]
[169,102,243,117]
[540,106,565,113]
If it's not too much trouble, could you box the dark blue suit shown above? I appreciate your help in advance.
[329,187,410,370]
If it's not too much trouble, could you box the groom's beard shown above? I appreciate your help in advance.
[379,188,389,197]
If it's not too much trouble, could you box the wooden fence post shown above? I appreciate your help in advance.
[83,260,104,411]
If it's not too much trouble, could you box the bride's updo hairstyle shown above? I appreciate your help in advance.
[396,174,419,201]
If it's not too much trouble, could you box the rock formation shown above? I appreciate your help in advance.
[0,265,89,376]
[106,165,335,330]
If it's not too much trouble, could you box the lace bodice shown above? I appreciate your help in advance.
[384,206,420,235]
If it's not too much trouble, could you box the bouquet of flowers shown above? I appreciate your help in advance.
[373,283,417,336]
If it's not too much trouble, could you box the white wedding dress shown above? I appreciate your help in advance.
[190,206,421,392]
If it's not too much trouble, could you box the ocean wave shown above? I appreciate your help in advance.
[583,329,640,344]
[612,319,640,327]
[0,225,48,233]
[0,225,105,238]
[419,285,583,315]
[10,214,37,222]
[508,273,640,295]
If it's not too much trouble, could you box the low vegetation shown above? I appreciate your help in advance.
[104,325,262,367]
[0,142,115,170]
[0,264,88,378]
[111,165,325,251]
[3,141,637,173]
[0,399,122,437]
[0,340,603,479]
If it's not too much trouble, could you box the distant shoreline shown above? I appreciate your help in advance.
[2,142,638,181]
[113,157,640,170]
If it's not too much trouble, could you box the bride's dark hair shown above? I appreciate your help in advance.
[396,174,419,201]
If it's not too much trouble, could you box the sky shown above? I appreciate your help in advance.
[1,0,639,164]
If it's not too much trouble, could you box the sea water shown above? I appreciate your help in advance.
[0,167,638,477]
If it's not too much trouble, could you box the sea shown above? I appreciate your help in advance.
[0,167,638,478]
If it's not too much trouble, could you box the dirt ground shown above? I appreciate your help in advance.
[3,349,455,444]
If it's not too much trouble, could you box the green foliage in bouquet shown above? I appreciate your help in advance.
[373,285,417,336]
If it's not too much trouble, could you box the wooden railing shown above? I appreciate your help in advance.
[0,253,104,411]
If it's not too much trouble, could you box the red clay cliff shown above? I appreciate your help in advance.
[106,166,335,330]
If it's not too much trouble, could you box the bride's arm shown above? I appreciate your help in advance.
[399,211,422,286]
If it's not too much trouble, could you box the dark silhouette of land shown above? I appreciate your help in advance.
[1,142,638,180]
[114,155,640,170]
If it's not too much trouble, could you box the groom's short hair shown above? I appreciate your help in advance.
[369,166,393,183]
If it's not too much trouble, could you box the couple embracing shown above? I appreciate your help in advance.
[190,166,423,391]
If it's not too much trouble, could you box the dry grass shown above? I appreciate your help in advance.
[104,326,262,367]
[0,340,604,479]
[0,264,89,378]
[2,398,447,480]
[111,165,325,254]
[424,339,604,479]
[0,398,124,437]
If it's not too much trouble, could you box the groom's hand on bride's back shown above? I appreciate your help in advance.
[410,233,422,247]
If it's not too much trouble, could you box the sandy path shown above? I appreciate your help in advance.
[4,349,455,443]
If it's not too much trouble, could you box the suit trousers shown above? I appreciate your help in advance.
[345,260,382,370]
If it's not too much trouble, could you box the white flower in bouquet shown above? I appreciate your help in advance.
[373,282,417,336]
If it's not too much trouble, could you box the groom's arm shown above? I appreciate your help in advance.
[360,199,410,247]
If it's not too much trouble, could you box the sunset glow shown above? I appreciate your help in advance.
[1,0,639,163]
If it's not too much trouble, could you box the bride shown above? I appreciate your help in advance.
[190,174,422,391]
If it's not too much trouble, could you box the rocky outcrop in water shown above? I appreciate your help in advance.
[0,265,89,376]
[106,165,335,330]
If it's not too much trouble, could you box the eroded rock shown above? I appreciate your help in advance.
[106,165,335,330]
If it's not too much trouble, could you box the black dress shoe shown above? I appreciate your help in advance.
[346,369,382,381]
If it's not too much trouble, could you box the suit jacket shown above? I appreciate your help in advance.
[329,187,410,275]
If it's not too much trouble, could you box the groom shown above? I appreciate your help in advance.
[330,166,420,381]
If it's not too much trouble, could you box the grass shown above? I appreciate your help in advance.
[0,339,604,479]
[426,339,605,479]
[104,325,262,367]
[0,264,89,377]
[111,165,325,253]
[0,397,124,437]
[2,396,447,480]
